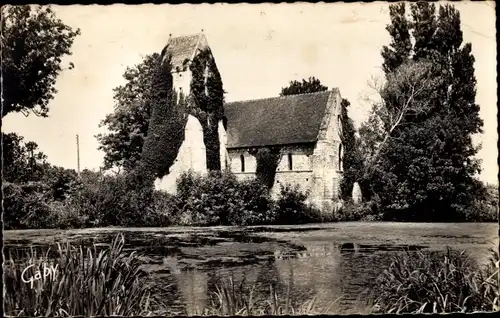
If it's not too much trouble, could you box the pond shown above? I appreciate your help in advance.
[4,222,498,315]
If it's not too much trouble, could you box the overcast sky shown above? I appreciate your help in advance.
[3,2,497,184]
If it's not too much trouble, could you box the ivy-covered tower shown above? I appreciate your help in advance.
[154,33,228,193]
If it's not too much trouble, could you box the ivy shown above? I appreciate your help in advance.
[141,54,188,179]
[251,147,283,190]
[189,48,225,171]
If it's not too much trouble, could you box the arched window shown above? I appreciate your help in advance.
[288,153,293,170]
[240,154,245,172]
[338,143,343,171]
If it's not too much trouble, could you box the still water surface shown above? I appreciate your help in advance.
[5,222,498,314]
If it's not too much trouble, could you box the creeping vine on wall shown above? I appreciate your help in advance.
[250,147,283,190]
[141,53,188,179]
[189,48,225,171]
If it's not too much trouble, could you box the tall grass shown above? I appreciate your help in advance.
[197,275,342,316]
[3,234,152,317]
[370,247,499,313]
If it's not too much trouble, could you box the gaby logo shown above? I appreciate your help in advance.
[21,264,59,289]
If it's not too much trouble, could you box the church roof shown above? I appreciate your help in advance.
[225,90,337,149]
[165,33,204,72]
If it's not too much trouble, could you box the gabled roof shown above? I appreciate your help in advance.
[225,90,336,149]
[164,33,204,72]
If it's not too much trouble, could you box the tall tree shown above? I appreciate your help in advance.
[339,98,364,200]
[362,2,484,221]
[96,54,158,171]
[280,76,328,96]
[1,5,80,118]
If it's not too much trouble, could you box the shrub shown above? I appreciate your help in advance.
[45,200,88,229]
[141,190,179,226]
[229,178,276,226]
[3,234,151,316]
[335,200,380,221]
[273,184,319,224]
[176,171,275,226]
[370,248,499,313]
[64,167,157,227]
[3,182,54,229]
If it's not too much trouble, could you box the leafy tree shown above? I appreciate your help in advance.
[280,76,328,96]
[361,2,484,221]
[339,98,364,200]
[1,5,80,118]
[2,132,48,183]
[96,54,159,171]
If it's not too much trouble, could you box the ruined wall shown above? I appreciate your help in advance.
[228,144,315,199]
[309,89,343,212]
[218,119,229,171]
[154,35,224,193]
[226,91,343,212]
[154,114,207,193]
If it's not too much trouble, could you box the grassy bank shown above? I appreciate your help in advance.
[4,233,498,316]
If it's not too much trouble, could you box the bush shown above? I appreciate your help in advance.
[229,178,276,226]
[45,200,88,229]
[65,167,157,227]
[176,170,275,226]
[3,182,54,229]
[370,248,499,313]
[335,200,381,221]
[273,184,321,224]
[3,234,152,316]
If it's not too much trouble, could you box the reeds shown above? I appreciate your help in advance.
[199,275,342,316]
[3,233,152,317]
[370,247,499,313]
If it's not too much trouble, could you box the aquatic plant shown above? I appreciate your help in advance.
[3,233,151,317]
[197,275,342,316]
[370,247,499,313]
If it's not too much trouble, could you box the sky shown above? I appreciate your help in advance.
[3,1,497,184]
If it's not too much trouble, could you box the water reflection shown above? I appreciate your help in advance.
[4,224,497,315]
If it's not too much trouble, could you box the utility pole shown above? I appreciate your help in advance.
[76,134,80,174]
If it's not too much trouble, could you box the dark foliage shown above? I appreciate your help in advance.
[96,54,159,171]
[252,147,282,190]
[140,54,187,179]
[280,77,328,96]
[360,2,485,221]
[175,171,275,226]
[189,48,225,171]
[1,5,80,118]
[338,99,364,200]
[273,184,323,224]
[2,132,48,183]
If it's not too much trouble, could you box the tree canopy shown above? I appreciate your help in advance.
[1,5,80,118]
[360,2,484,221]
[96,54,158,171]
[280,76,328,96]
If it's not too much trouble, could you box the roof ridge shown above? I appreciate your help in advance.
[168,32,202,41]
[225,89,337,105]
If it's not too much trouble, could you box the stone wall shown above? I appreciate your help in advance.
[309,89,343,212]
[218,119,229,171]
[228,145,315,199]
[154,114,207,193]
[225,90,344,213]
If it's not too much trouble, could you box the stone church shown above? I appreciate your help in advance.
[155,33,344,212]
